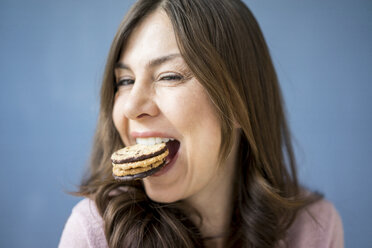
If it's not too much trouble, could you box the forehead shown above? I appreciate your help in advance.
[119,10,180,64]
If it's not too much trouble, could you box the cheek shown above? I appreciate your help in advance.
[112,98,121,131]
[184,88,222,194]
[162,82,221,175]
[187,100,221,172]
[184,84,221,146]
[112,97,129,145]
[158,82,220,136]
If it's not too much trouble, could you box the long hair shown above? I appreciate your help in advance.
[78,0,320,247]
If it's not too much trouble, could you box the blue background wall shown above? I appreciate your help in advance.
[0,0,371,247]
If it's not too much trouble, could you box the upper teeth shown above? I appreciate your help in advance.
[136,137,174,145]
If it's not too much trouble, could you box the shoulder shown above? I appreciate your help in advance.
[59,198,108,248]
[285,199,344,248]
[70,198,104,225]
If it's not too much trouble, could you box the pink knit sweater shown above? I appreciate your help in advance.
[59,198,343,247]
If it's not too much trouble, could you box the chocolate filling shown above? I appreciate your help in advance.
[113,161,166,181]
[112,145,168,164]
[113,140,180,181]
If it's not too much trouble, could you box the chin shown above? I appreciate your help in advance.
[142,153,188,203]
[142,179,186,203]
[144,187,181,203]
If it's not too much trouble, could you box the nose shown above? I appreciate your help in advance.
[123,79,159,120]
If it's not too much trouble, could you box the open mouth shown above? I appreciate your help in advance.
[112,137,181,181]
[134,137,180,176]
[165,139,180,164]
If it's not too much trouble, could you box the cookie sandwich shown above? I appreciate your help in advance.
[111,138,180,180]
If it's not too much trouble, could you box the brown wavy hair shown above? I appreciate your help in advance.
[78,0,321,247]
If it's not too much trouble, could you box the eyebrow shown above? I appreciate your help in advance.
[115,53,181,70]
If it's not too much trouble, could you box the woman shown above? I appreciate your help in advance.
[59,0,343,247]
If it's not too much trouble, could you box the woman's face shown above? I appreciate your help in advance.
[113,10,236,203]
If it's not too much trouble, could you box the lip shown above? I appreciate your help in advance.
[130,131,179,144]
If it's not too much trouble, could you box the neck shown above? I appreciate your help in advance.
[186,133,239,247]
[188,173,234,238]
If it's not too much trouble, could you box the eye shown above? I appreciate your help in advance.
[116,78,135,87]
[159,74,184,81]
